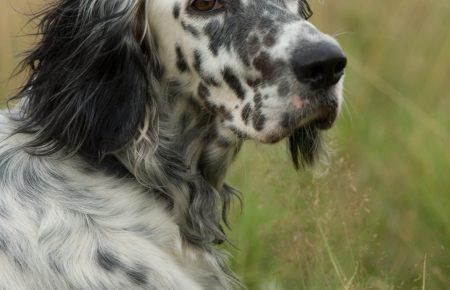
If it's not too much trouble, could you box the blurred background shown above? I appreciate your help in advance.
[1,0,449,289]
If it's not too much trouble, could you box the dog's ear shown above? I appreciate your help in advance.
[12,0,161,158]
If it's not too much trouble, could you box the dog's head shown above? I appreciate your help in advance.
[152,0,346,167]
[13,0,345,166]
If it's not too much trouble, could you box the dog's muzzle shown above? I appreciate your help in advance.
[284,42,347,132]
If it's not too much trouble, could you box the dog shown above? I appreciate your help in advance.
[0,0,346,289]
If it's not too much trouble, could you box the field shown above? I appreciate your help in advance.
[1,0,449,289]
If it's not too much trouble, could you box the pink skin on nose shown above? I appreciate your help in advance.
[291,95,309,109]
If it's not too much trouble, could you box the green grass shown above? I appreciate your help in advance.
[225,1,450,289]
[1,0,450,289]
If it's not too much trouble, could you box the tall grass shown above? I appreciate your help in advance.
[1,0,449,289]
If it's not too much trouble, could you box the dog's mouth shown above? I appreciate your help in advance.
[261,101,338,145]
[310,105,338,130]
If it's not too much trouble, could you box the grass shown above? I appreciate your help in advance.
[1,0,450,289]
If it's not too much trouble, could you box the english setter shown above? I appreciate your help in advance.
[0,0,346,289]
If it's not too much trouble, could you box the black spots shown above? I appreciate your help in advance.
[193,50,220,87]
[126,264,148,286]
[14,256,29,272]
[204,20,223,55]
[263,33,276,47]
[254,93,263,108]
[253,52,285,81]
[278,80,290,97]
[263,27,278,48]
[247,35,261,56]
[181,21,200,38]
[222,67,246,100]
[173,3,181,19]
[218,106,233,121]
[175,45,189,73]
[253,52,275,80]
[253,112,266,131]
[246,77,263,88]
[229,126,248,139]
[197,83,210,100]
[193,50,203,74]
[252,93,266,131]
[97,249,148,286]
[0,233,8,251]
[97,249,122,272]
[197,83,233,121]
[241,103,252,125]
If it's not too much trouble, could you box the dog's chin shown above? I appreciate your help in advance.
[260,105,338,169]
[258,122,323,169]
[288,124,323,169]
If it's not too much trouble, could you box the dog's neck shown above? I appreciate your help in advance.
[167,96,243,190]
[116,92,242,245]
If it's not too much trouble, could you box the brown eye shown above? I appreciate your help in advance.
[190,0,224,13]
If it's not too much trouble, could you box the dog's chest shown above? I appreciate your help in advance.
[0,140,230,289]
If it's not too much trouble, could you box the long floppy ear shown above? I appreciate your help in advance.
[11,0,160,158]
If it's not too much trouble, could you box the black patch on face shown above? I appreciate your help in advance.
[253,52,285,80]
[175,45,189,73]
[223,67,246,100]
[252,111,266,131]
[241,103,252,125]
[246,77,263,88]
[204,20,223,55]
[254,92,263,109]
[252,93,265,131]
[173,3,181,19]
[181,21,200,38]
[193,50,220,86]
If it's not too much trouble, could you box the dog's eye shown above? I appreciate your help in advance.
[190,0,224,13]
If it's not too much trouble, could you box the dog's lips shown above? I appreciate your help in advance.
[260,104,338,144]
[311,105,338,130]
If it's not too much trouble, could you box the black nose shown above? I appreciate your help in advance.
[292,42,347,89]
